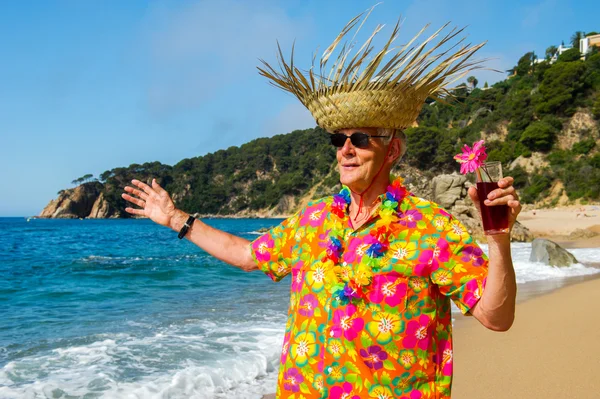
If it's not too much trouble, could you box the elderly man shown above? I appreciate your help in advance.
[123,13,520,399]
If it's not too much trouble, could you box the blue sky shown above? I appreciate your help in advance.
[1,0,598,216]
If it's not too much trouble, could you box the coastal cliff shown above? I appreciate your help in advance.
[39,182,121,219]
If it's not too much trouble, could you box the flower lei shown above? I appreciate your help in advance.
[323,178,408,305]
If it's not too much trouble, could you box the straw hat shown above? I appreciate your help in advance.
[258,9,487,132]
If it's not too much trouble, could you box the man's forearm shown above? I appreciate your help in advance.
[472,234,517,331]
[169,209,258,272]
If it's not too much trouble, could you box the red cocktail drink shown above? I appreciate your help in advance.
[476,181,509,235]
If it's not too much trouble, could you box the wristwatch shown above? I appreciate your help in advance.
[177,215,196,239]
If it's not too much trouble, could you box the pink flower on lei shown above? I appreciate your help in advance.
[454,140,488,174]
[331,304,364,341]
[283,368,303,393]
[368,273,407,307]
[252,234,274,263]
[330,382,360,399]
[403,314,432,351]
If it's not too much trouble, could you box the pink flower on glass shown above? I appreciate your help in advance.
[283,368,304,392]
[454,140,488,174]
[298,294,319,317]
[463,278,484,308]
[300,202,327,227]
[330,382,360,399]
[403,314,432,351]
[461,245,485,267]
[368,273,407,307]
[399,209,423,228]
[252,234,274,263]
[359,345,388,370]
[331,304,364,341]
[342,236,374,264]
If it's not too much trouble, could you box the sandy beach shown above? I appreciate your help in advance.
[453,275,600,399]
[518,204,600,248]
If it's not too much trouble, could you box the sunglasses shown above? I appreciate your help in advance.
[329,132,388,149]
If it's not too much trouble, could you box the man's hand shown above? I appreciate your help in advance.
[467,176,522,231]
[122,179,176,227]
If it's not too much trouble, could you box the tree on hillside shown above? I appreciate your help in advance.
[558,48,581,62]
[571,31,585,49]
[587,31,599,37]
[515,52,536,76]
[534,61,588,116]
[467,76,478,89]
[483,81,489,88]
[545,45,558,61]
[82,174,93,182]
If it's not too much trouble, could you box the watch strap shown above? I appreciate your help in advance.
[177,215,196,239]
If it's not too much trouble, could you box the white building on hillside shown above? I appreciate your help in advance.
[580,34,600,57]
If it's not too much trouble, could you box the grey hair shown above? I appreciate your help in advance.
[377,128,407,159]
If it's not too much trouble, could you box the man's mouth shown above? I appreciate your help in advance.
[342,164,359,168]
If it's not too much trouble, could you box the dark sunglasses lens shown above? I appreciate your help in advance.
[330,132,371,148]
[330,133,347,147]
[350,133,370,148]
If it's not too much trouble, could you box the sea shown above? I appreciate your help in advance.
[1,217,599,399]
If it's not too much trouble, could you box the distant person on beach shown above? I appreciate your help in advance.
[123,12,521,399]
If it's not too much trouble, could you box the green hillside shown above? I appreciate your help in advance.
[77,47,600,217]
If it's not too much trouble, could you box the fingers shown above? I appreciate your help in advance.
[484,185,517,205]
[152,178,167,196]
[121,193,145,208]
[468,186,482,213]
[125,207,145,216]
[131,179,155,196]
[124,186,148,200]
[497,177,514,188]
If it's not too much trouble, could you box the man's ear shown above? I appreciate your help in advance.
[386,138,402,164]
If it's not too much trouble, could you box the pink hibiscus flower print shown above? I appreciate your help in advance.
[454,139,488,174]
[461,245,485,267]
[330,382,360,399]
[252,234,274,263]
[298,294,319,317]
[331,304,364,341]
[342,236,375,264]
[368,273,407,307]
[433,238,450,262]
[413,250,438,276]
[281,332,291,364]
[400,390,423,399]
[300,202,327,228]
[291,263,305,293]
[402,314,432,351]
[436,339,453,377]
[283,367,304,393]
[359,345,388,370]
[463,278,484,309]
[399,209,423,228]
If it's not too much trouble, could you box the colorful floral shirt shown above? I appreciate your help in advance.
[250,178,488,399]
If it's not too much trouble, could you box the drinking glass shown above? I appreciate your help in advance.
[476,161,510,235]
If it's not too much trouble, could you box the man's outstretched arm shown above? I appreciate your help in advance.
[122,179,257,272]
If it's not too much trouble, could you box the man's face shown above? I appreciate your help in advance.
[335,127,390,192]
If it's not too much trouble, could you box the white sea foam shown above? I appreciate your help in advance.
[0,320,284,399]
[480,243,600,284]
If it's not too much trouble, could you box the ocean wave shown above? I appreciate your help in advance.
[0,319,284,399]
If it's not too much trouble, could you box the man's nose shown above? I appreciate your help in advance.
[339,137,355,154]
